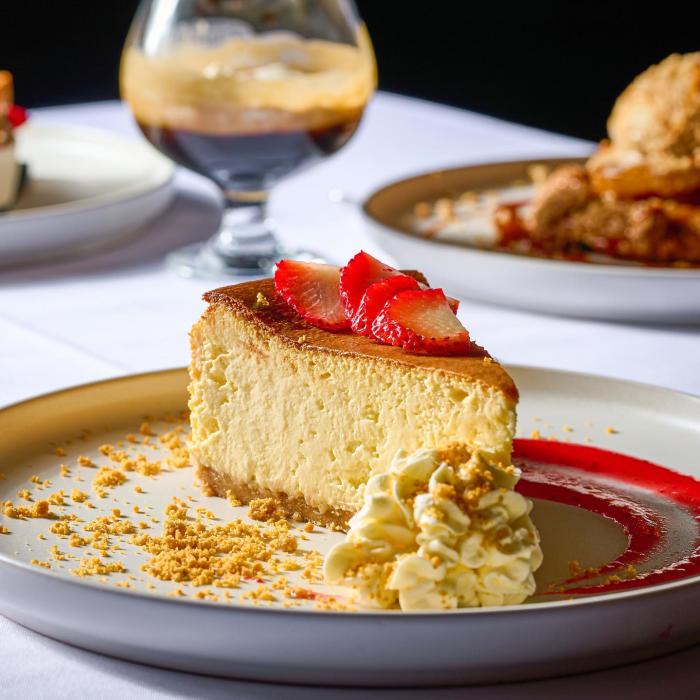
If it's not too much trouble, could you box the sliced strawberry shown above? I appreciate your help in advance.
[339,251,400,320]
[371,288,471,356]
[352,274,420,336]
[417,281,459,314]
[411,276,459,314]
[7,104,28,128]
[273,260,349,331]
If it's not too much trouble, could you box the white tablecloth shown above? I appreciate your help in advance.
[1,94,699,697]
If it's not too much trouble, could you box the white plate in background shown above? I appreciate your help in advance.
[0,122,174,266]
[363,159,700,322]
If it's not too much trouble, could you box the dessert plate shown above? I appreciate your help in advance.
[1,367,700,686]
[0,122,174,266]
[362,159,700,322]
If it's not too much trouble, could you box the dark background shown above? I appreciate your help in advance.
[2,1,697,141]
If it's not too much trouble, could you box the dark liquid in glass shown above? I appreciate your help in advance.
[137,115,363,192]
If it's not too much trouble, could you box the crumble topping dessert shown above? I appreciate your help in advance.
[324,446,542,610]
[589,52,700,199]
[412,53,700,265]
[504,163,700,263]
[496,53,700,264]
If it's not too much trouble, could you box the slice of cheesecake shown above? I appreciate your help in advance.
[0,71,27,212]
[189,278,517,529]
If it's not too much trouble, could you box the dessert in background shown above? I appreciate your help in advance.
[496,52,700,264]
[188,251,540,608]
[587,52,700,199]
[0,71,28,212]
[413,53,700,265]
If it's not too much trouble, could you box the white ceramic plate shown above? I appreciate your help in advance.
[0,122,174,266]
[1,367,699,686]
[362,159,700,322]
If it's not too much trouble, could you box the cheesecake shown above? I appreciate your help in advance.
[189,275,517,529]
[0,71,27,212]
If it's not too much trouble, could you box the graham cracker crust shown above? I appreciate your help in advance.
[196,463,353,531]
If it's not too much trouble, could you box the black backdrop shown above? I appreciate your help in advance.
[2,1,697,141]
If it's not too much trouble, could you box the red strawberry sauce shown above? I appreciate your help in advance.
[513,439,700,595]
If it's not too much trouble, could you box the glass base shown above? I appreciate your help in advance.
[166,242,324,279]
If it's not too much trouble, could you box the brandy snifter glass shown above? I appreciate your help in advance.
[121,0,376,277]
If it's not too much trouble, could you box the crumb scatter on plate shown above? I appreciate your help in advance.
[0,416,345,611]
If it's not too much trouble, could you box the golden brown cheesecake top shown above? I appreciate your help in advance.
[203,278,518,401]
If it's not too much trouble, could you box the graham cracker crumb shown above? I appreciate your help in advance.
[241,585,276,602]
[225,489,242,507]
[71,489,89,503]
[248,497,284,522]
[72,557,126,577]
[6,413,332,611]
[50,521,73,537]
[4,500,52,519]
[131,498,302,588]
[47,490,65,506]
[568,560,582,577]
[50,545,67,562]
[93,468,127,494]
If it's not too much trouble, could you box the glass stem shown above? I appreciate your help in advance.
[211,195,279,265]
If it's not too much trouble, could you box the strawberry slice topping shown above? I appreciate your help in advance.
[351,274,420,336]
[371,288,471,355]
[339,251,400,320]
[7,104,28,128]
[272,251,470,355]
[273,260,350,331]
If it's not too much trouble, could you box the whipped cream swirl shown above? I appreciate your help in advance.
[324,447,543,610]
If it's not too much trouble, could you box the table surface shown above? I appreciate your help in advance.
[2,93,699,697]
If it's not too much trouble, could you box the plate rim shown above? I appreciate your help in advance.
[362,157,700,279]
[2,365,700,619]
[4,121,175,222]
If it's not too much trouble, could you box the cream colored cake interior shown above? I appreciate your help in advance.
[188,305,516,517]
